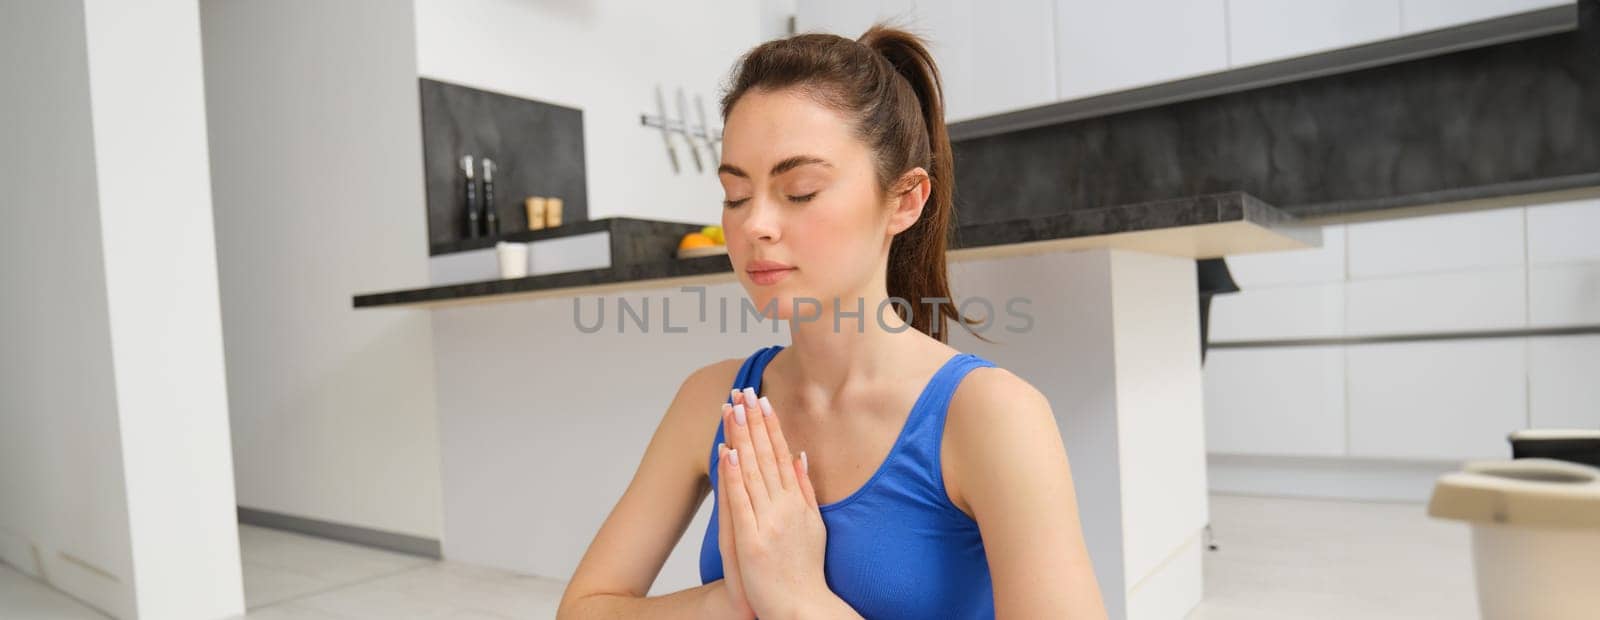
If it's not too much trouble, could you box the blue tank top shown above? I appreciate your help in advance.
[700,344,998,619]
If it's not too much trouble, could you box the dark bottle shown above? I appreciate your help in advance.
[482,158,499,237]
[461,155,479,239]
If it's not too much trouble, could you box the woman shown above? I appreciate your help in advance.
[558,25,1105,619]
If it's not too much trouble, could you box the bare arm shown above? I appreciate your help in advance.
[557,360,744,619]
[949,369,1108,619]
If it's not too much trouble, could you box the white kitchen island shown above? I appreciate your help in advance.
[355,191,1317,620]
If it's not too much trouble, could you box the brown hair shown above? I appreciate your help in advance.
[720,24,984,343]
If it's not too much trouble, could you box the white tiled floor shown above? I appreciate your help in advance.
[229,524,567,619]
[0,494,1477,619]
[0,563,108,620]
[1190,494,1477,619]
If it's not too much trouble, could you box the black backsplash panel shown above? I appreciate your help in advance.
[420,78,588,254]
[951,0,1600,224]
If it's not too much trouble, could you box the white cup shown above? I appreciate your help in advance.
[496,241,529,278]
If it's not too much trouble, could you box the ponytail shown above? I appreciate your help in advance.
[857,26,979,342]
[721,24,985,342]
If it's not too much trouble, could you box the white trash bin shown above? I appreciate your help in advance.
[1427,458,1600,620]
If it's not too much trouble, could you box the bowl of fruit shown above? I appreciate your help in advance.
[677,225,728,259]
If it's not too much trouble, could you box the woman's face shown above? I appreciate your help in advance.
[718,88,894,320]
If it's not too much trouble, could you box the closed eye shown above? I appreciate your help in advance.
[723,198,749,208]
[788,192,818,203]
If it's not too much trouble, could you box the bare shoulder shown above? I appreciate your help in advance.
[669,356,746,479]
[679,356,744,401]
[947,365,1054,434]
[942,365,1061,516]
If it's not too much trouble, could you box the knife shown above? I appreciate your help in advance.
[654,85,680,174]
[676,87,703,173]
[695,94,719,164]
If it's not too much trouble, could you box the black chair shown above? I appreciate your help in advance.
[1509,429,1600,469]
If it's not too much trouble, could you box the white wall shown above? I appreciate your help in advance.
[201,0,446,540]
[1204,197,1600,501]
[413,0,766,226]
[2,0,245,617]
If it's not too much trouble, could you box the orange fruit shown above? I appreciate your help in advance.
[679,232,715,250]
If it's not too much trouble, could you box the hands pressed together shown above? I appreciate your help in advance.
[714,387,855,620]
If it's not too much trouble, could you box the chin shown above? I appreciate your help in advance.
[740,289,791,321]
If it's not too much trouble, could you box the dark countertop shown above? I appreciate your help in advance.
[353,191,1317,309]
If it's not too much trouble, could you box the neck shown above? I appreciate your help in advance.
[778,285,923,408]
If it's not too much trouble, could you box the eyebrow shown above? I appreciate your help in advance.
[718,155,832,178]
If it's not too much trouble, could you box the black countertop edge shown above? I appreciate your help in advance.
[353,254,736,308]
[357,191,1300,308]
[951,191,1318,250]
[428,216,708,255]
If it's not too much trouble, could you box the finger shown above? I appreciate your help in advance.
[756,395,798,492]
[739,387,785,497]
[724,402,770,517]
[717,441,737,569]
[721,441,761,536]
[795,450,819,510]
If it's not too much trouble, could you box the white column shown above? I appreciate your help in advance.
[951,248,1209,620]
[81,0,246,616]
[0,0,245,617]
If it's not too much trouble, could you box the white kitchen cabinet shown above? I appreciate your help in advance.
[1054,0,1229,101]
[795,0,915,40]
[1346,207,1525,279]
[1529,335,1600,429]
[1527,198,1600,265]
[1345,266,1527,336]
[1227,0,1401,67]
[796,0,1055,123]
[1529,262,1600,327]
[1204,346,1348,457]
[1347,339,1528,460]
[1210,283,1346,341]
[1401,0,1572,34]
[941,0,1057,121]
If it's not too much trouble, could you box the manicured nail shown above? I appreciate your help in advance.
[801,450,808,474]
[731,389,741,403]
[729,448,740,467]
[758,396,773,417]
[721,403,731,417]
[742,387,758,411]
[733,404,746,426]
[718,442,726,454]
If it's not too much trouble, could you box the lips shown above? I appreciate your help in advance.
[746,259,795,285]
[746,259,794,273]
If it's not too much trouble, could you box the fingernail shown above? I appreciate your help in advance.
[731,388,741,403]
[742,387,758,410]
[729,448,740,467]
[721,403,731,417]
[758,396,773,417]
[801,450,808,474]
[733,404,746,426]
[718,442,726,454]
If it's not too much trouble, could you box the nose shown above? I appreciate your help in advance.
[740,197,781,244]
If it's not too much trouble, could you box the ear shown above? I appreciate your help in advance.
[887,167,931,236]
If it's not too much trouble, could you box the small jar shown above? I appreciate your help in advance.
[546,197,564,228]
[524,197,547,231]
